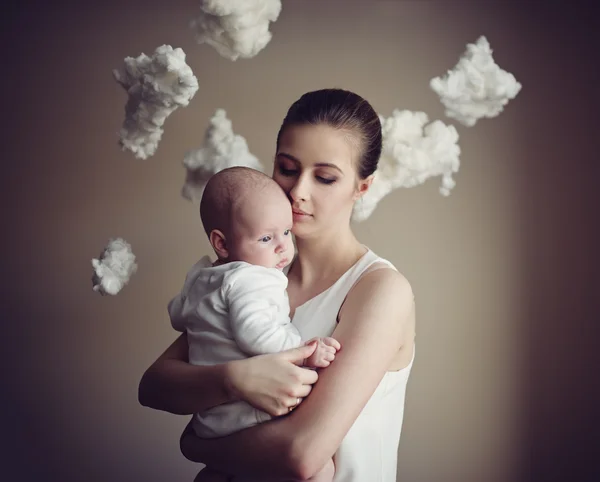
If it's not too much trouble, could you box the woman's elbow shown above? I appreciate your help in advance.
[138,369,156,408]
[138,367,174,412]
[287,440,329,480]
[290,461,318,481]
[289,459,328,481]
[180,426,204,463]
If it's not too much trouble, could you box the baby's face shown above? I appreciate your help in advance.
[229,190,294,270]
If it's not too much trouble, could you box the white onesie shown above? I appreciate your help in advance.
[168,256,302,438]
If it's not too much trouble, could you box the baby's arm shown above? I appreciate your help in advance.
[226,266,302,356]
[227,267,341,368]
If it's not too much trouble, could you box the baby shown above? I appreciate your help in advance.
[168,167,337,482]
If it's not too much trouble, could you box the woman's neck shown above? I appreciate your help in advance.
[291,227,366,288]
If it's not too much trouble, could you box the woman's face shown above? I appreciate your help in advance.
[273,123,364,238]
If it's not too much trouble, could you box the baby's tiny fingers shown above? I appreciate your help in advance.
[323,337,341,350]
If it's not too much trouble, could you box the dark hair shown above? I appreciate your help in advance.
[276,89,382,179]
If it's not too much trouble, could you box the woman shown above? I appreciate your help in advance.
[139,88,416,481]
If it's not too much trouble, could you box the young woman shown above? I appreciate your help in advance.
[139,88,416,481]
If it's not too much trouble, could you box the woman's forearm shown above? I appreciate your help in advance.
[138,333,236,415]
[180,416,304,480]
[139,359,233,415]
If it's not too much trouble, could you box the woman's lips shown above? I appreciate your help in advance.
[292,211,311,222]
[292,208,311,217]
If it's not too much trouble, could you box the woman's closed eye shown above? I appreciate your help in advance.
[278,165,335,185]
[317,176,336,185]
[278,165,297,177]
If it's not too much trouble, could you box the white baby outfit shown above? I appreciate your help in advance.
[168,256,302,438]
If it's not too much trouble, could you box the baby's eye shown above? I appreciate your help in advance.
[259,236,272,243]
[283,229,291,236]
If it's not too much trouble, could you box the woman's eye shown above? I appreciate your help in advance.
[279,165,297,176]
[259,236,272,243]
[317,176,336,185]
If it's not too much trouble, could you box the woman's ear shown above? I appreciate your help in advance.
[353,175,374,201]
[209,230,228,259]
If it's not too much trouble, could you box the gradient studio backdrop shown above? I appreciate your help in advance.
[3,1,599,481]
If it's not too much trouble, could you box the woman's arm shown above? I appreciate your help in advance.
[139,333,234,415]
[180,268,415,480]
[139,333,319,416]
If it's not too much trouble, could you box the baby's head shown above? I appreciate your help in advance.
[200,167,294,270]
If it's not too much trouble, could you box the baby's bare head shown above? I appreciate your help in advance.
[200,167,285,239]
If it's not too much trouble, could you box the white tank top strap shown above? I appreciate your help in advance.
[329,249,397,323]
[290,248,400,336]
[338,249,397,292]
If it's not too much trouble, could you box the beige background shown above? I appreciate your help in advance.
[3,1,599,481]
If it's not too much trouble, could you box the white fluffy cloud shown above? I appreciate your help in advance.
[430,36,522,127]
[190,0,282,61]
[92,238,138,296]
[181,108,264,202]
[113,45,199,159]
[353,110,461,222]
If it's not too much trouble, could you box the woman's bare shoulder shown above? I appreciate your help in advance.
[338,263,414,331]
[355,262,413,302]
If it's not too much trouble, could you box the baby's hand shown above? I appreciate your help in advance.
[304,337,341,368]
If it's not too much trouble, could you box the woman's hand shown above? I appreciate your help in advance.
[225,343,319,416]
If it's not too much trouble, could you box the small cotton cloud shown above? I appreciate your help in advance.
[92,238,138,296]
[352,110,460,222]
[430,36,522,127]
[181,108,264,202]
[113,45,199,159]
[190,0,282,61]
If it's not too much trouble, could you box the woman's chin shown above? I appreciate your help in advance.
[291,224,311,237]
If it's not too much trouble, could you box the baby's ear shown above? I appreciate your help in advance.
[209,230,228,259]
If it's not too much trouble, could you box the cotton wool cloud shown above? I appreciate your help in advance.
[181,109,264,202]
[353,110,461,223]
[430,36,522,127]
[92,238,138,296]
[113,45,199,159]
[190,0,282,61]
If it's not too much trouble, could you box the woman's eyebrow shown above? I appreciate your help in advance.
[315,162,343,173]
[276,152,300,163]
[276,152,343,173]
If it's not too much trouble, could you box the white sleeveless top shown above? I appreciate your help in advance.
[233,249,414,482]
[293,249,415,482]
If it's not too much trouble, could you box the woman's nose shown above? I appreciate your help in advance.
[289,174,309,202]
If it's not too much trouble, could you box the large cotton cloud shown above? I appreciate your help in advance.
[352,110,461,222]
[190,0,282,61]
[113,45,199,159]
[92,238,138,296]
[181,109,264,202]
[430,36,522,127]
